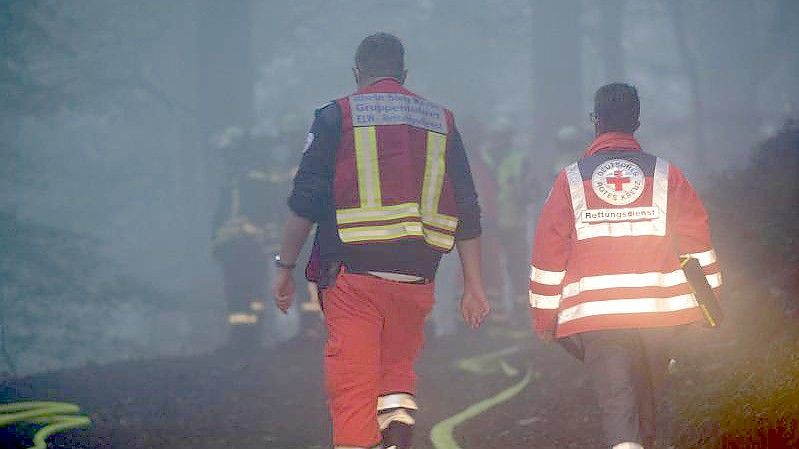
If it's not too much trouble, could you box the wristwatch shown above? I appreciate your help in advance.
[274,254,296,270]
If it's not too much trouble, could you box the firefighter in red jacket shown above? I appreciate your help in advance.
[272,33,490,449]
[529,83,722,449]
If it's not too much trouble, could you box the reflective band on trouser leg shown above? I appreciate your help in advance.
[334,446,382,449]
[378,392,418,411]
[612,443,644,449]
[378,409,415,429]
[228,313,258,325]
[378,393,416,449]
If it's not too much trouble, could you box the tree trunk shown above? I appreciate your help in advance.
[530,0,583,179]
[196,0,255,208]
[689,0,761,170]
[667,0,708,168]
[598,0,625,82]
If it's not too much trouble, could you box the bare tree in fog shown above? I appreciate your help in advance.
[530,0,582,174]
[598,0,626,82]
[667,0,708,167]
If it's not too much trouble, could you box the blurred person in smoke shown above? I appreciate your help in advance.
[451,117,504,325]
[212,127,293,352]
[482,122,534,323]
[272,33,490,449]
[528,83,723,449]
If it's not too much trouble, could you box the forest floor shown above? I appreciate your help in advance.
[1,317,605,449]
[2,245,796,449]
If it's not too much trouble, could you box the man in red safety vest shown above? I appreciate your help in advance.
[529,83,722,449]
[273,33,490,449]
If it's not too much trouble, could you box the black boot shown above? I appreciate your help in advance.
[381,421,413,449]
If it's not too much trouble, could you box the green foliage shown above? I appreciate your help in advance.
[707,121,799,263]
[705,121,799,317]
[672,334,799,449]
[670,122,799,448]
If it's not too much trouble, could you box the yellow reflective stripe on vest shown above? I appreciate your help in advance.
[336,202,420,225]
[339,221,424,243]
[420,131,458,232]
[424,227,455,250]
[422,131,446,215]
[422,213,458,232]
[354,126,381,208]
[338,128,456,250]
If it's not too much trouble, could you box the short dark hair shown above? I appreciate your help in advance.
[593,83,640,133]
[355,33,404,79]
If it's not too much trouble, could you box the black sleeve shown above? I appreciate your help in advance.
[447,124,482,240]
[287,102,341,222]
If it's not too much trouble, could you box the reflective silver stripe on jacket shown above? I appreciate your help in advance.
[530,266,566,285]
[680,249,723,288]
[529,292,561,309]
[558,294,698,324]
[561,269,689,300]
[680,249,717,267]
[566,158,669,240]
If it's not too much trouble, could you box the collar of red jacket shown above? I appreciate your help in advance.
[584,131,641,157]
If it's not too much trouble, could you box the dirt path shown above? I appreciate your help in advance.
[2,321,612,449]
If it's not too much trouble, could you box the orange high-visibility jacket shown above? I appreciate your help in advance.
[529,132,722,338]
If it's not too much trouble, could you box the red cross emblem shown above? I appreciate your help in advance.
[606,170,631,191]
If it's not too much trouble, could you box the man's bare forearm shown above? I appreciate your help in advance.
[278,211,314,265]
[456,237,484,291]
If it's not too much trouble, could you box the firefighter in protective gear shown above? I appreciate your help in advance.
[272,33,490,449]
[439,117,503,327]
[529,83,722,449]
[212,127,292,350]
[480,124,533,323]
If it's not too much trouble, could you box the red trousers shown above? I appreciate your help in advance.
[323,270,434,448]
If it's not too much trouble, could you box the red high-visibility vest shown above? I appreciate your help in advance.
[333,79,459,252]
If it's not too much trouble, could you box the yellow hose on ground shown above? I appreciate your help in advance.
[0,401,91,449]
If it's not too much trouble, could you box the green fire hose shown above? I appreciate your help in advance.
[0,401,91,449]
